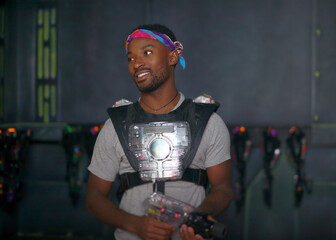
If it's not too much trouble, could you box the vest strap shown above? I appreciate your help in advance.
[119,168,208,194]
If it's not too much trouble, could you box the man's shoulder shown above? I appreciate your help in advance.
[208,112,225,125]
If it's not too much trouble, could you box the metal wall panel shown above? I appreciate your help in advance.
[59,0,146,123]
[314,0,336,123]
[151,0,313,125]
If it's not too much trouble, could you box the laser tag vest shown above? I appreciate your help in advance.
[107,95,219,195]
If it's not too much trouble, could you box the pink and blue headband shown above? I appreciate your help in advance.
[126,29,186,69]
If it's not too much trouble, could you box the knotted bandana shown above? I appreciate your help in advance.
[126,29,186,69]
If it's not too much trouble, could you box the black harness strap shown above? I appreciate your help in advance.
[119,168,209,194]
[155,181,165,194]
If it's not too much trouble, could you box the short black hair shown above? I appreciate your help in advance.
[131,24,177,42]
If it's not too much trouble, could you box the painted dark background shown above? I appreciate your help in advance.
[1,0,336,239]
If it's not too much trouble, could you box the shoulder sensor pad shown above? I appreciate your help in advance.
[193,94,215,104]
[112,99,133,108]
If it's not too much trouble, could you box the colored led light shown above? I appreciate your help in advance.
[90,128,96,135]
[66,125,73,133]
[8,128,16,133]
[232,126,239,134]
[289,126,296,134]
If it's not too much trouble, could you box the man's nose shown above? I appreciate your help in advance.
[134,57,144,69]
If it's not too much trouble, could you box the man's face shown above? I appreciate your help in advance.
[127,38,172,92]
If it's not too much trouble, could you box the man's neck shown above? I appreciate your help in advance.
[139,88,180,114]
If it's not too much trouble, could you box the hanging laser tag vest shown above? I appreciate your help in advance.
[108,94,219,195]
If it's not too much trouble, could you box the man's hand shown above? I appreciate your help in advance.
[179,224,204,240]
[134,215,175,240]
[86,174,173,239]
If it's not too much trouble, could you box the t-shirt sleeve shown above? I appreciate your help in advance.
[88,119,120,182]
[203,113,231,168]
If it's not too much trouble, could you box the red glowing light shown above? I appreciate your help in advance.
[147,164,151,168]
[160,208,165,213]
[174,213,179,218]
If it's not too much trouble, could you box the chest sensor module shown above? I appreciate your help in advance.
[128,121,191,181]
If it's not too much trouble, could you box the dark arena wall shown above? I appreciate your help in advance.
[1,0,336,239]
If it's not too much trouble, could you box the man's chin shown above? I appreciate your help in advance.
[138,86,156,92]
[135,76,166,93]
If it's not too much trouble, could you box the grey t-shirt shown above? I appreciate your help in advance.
[88,93,231,240]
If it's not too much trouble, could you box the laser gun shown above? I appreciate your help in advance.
[143,192,227,239]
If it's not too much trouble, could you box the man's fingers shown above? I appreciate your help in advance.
[146,217,175,239]
[150,217,175,231]
[138,216,175,240]
[180,224,205,240]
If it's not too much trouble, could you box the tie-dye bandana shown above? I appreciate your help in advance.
[126,29,186,69]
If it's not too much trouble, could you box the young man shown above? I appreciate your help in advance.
[86,24,233,240]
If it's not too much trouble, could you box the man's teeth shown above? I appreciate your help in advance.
[138,72,149,78]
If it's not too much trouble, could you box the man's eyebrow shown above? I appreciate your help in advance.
[127,44,155,55]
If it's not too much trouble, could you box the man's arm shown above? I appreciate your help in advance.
[179,160,233,240]
[86,173,175,240]
[196,160,234,216]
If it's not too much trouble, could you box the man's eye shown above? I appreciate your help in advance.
[128,57,134,62]
[145,50,152,55]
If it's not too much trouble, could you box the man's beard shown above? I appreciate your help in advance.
[134,67,170,92]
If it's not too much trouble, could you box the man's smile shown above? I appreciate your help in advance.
[134,69,151,82]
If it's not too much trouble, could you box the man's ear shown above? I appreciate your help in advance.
[168,50,179,66]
